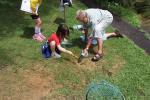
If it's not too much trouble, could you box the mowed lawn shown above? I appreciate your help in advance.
[0,0,150,100]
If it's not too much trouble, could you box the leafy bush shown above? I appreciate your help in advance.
[108,2,141,28]
[145,33,150,40]
[95,0,141,28]
[95,0,109,8]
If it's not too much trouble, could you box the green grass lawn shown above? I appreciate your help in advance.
[0,0,150,100]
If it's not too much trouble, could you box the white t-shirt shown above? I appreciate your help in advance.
[84,8,113,29]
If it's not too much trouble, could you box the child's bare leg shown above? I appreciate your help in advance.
[50,41,61,58]
[35,18,46,39]
[35,18,42,34]
[35,18,42,27]
[50,41,56,53]
[32,17,43,42]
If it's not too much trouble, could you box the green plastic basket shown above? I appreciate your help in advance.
[86,80,125,100]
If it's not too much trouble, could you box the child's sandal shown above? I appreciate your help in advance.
[91,53,103,62]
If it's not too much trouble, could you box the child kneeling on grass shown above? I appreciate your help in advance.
[47,23,74,58]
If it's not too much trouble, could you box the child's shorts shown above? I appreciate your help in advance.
[41,42,60,58]
[31,14,39,19]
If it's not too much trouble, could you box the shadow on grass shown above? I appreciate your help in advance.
[0,0,59,38]
[69,38,84,48]
[0,0,30,38]
[70,37,98,54]
[20,27,34,39]
[53,17,65,25]
[0,48,14,70]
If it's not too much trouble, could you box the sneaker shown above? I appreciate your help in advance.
[33,34,44,42]
[51,52,61,58]
[39,33,46,40]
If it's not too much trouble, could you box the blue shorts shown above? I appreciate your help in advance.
[41,42,60,58]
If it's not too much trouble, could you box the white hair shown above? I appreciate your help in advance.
[76,10,86,19]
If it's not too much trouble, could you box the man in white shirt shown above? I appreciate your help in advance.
[76,8,122,61]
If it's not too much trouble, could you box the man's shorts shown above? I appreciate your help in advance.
[31,14,39,19]
[93,17,113,39]
[92,11,113,39]
[41,41,60,58]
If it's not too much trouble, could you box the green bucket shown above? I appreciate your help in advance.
[86,80,125,100]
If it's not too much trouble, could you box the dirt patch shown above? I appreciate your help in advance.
[71,50,126,76]
[100,55,126,77]
[47,95,67,100]
[19,70,53,100]
[69,53,126,75]
[77,58,97,70]
[0,62,64,100]
[0,56,125,100]
[70,57,98,71]
[0,64,8,70]
[108,61,126,76]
